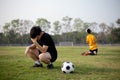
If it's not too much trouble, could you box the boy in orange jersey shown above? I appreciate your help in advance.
[81,29,98,56]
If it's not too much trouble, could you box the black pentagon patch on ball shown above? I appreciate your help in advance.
[61,64,63,68]
[72,65,74,68]
[66,66,70,70]
[66,62,70,63]
[63,71,66,73]
[70,71,74,73]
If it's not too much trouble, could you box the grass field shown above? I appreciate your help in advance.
[0,46,120,80]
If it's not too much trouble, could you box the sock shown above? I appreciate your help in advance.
[35,60,41,65]
[49,62,52,65]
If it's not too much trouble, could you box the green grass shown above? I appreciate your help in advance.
[0,46,120,80]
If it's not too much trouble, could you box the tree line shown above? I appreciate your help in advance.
[0,16,120,45]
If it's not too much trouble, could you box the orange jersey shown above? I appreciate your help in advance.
[86,34,98,50]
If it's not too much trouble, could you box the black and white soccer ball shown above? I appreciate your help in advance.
[61,62,74,73]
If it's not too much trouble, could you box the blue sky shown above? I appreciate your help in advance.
[0,0,120,26]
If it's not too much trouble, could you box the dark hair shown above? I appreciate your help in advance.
[87,29,91,33]
[30,26,42,38]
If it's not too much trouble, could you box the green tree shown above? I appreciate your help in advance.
[111,27,120,43]
[52,21,61,35]
[19,20,34,35]
[88,22,98,32]
[98,23,109,44]
[36,18,51,32]
[83,22,91,32]
[0,33,5,44]
[99,23,108,33]
[3,23,10,33]
[2,19,33,45]
[62,16,72,32]
[73,18,84,32]
[116,18,120,27]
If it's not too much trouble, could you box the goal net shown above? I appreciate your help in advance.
[59,42,73,46]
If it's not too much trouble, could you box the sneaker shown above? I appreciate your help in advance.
[32,63,43,67]
[47,63,54,69]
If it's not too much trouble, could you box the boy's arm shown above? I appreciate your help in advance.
[31,38,48,53]
[29,44,36,49]
[25,44,36,56]
[93,36,97,44]
[34,41,48,53]
[86,36,89,44]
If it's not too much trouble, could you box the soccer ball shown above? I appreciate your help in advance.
[61,62,74,73]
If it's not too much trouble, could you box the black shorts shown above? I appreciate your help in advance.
[50,53,57,62]
[89,49,98,55]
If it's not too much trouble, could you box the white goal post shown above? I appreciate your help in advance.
[59,42,73,46]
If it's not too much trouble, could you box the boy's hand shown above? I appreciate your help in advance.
[31,37,37,43]
[25,46,29,56]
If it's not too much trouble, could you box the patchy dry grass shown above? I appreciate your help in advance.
[0,46,120,80]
